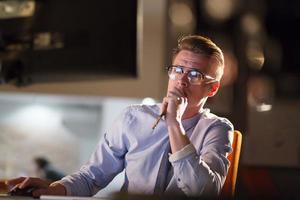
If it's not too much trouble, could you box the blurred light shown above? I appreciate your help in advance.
[241,13,262,36]
[142,97,156,105]
[203,0,237,21]
[3,4,14,13]
[0,0,35,19]
[221,51,238,86]
[169,2,194,27]
[247,76,274,112]
[34,33,51,49]
[7,104,61,130]
[256,103,272,112]
[246,40,265,70]
[33,32,64,50]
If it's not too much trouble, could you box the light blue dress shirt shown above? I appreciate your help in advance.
[59,104,233,197]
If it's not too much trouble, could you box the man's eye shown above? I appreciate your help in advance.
[189,71,200,77]
[175,68,183,73]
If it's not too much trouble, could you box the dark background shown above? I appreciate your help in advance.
[0,0,137,86]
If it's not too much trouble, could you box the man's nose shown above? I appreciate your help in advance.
[177,73,189,87]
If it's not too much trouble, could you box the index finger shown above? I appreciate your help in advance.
[19,177,49,189]
[5,177,26,187]
[167,88,186,98]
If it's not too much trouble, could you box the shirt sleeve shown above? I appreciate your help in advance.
[169,122,233,197]
[57,108,130,196]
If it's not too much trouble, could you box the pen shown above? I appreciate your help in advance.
[152,113,165,129]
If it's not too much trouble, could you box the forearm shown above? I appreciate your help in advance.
[168,125,233,196]
[167,119,190,153]
[166,119,221,195]
[58,171,101,196]
[170,148,222,196]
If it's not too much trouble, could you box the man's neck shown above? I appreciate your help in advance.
[182,98,207,119]
[182,106,203,120]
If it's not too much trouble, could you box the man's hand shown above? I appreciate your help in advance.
[161,87,188,122]
[6,177,66,197]
[161,88,191,153]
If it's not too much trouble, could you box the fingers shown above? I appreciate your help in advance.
[161,87,188,122]
[161,95,186,113]
[167,88,188,106]
[167,91,185,100]
[5,177,26,187]
[18,177,33,189]
[6,177,54,198]
[5,177,26,191]
[7,177,49,192]
[162,96,187,114]
[167,87,187,98]
[160,96,179,120]
[19,177,49,189]
[165,94,187,106]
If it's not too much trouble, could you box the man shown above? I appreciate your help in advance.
[7,35,233,198]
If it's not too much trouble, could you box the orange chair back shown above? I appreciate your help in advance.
[221,130,242,198]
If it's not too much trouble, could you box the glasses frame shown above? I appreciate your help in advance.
[166,65,217,85]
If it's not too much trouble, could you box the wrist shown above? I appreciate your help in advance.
[49,182,67,196]
[166,118,181,127]
[166,119,185,133]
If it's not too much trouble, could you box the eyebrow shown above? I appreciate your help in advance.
[172,65,217,81]
[172,65,202,72]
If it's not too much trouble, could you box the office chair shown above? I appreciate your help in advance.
[221,130,242,198]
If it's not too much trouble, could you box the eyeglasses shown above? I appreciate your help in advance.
[167,65,216,85]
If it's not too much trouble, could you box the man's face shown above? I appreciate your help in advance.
[167,50,220,110]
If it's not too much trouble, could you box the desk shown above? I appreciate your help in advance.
[0,195,107,200]
[1,194,215,200]
[0,194,33,200]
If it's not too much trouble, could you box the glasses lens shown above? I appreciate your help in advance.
[174,66,183,74]
[167,65,211,85]
[168,66,181,80]
[168,66,176,80]
[187,70,202,84]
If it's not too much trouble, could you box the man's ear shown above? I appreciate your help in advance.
[207,81,220,97]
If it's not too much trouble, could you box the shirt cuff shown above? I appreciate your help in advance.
[169,143,196,162]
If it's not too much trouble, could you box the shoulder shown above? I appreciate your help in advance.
[118,104,160,124]
[200,108,234,131]
[122,104,160,117]
[196,109,234,152]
